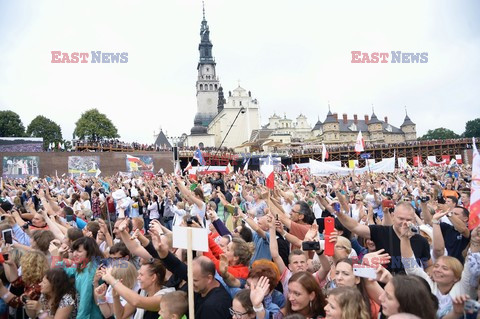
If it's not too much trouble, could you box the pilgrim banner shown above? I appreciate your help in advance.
[68,156,100,176]
[2,156,39,177]
[125,155,154,173]
[310,157,395,176]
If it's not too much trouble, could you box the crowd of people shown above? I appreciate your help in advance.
[288,138,473,155]
[0,160,476,319]
[73,140,169,152]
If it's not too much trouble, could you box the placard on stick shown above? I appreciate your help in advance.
[172,226,208,252]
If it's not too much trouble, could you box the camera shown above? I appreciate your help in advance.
[464,299,480,312]
[302,241,320,251]
[420,196,430,203]
[186,217,193,226]
[409,225,419,234]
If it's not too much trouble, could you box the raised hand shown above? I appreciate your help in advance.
[219,254,229,277]
[362,249,391,267]
[250,276,270,308]
[304,224,319,242]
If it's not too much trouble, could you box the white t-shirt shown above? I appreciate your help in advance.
[106,282,141,319]
[133,287,175,319]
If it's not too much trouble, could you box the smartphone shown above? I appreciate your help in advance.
[21,295,28,304]
[332,202,341,213]
[353,265,377,279]
[382,200,395,209]
[2,229,13,245]
[0,215,6,221]
[324,217,335,256]
[302,241,320,251]
[2,253,8,261]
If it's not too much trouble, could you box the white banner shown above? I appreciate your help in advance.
[398,157,408,169]
[310,157,395,176]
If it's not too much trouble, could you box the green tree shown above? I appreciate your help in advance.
[419,127,460,140]
[26,115,63,149]
[0,110,25,137]
[463,118,480,138]
[74,109,119,141]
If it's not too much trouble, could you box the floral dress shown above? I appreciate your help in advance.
[39,293,77,319]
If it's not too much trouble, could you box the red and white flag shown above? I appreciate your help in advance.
[468,138,480,230]
[183,161,193,173]
[322,143,329,162]
[261,156,275,189]
[174,162,182,176]
[354,131,365,154]
[226,162,233,174]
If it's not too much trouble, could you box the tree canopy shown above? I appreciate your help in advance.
[463,118,480,138]
[419,127,460,140]
[74,109,119,141]
[26,115,63,149]
[0,110,25,137]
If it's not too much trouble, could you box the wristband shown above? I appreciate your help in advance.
[111,279,120,288]
[432,220,440,225]
[2,292,9,300]
[316,249,324,256]
[253,304,264,313]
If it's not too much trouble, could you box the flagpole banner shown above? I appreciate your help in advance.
[455,154,463,164]
[427,156,436,163]
[348,160,358,169]
[260,156,282,172]
[125,155,154,174]
[2,156,40,177]
[310,157,395,176]
[329,161,342,167]
[413,156,422,167]
[367,159,376,166]
[260,156,275,189]
[468,138,479,229]
[68,156,100,176]
[397,157,408,169]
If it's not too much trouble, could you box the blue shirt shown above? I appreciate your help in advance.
[250,231,271,266]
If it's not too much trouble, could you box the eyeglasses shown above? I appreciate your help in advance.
[291,209,301,214]
[229,307,249,318]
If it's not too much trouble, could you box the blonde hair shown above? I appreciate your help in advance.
[20,251,49,285]
[336,236,352,254]
[328,286,370,319]
[80,192,90,201]
[161,291,188,317]
[437,256,463,280]
[110,261,138,290]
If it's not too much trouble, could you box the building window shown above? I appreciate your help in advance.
[209,84,213,90]
[239,101,242,106]
[214,84,218,90]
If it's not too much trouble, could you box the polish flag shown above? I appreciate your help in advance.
[174,162,182,176]
[322,143,329,162]
[183,161,193,173]
[455,154,463,164]
[468,138,480,230]
[226,162,233,174]
[261,156,275,189]
[354,131,365,154]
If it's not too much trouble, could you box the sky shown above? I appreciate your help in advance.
[0,0,479,143]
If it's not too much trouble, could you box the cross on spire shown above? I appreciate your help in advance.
[202,0,205,20]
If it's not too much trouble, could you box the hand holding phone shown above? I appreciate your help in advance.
[2,229,13,245]
[353,265,377,279]
[324,217,335,256]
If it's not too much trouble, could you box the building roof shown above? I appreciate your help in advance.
[154,130,172,148]
[312,119,323,131]
[401,114,415,126]
[336,119,404,134]
[368,112,382,124]
[323,111,337,124]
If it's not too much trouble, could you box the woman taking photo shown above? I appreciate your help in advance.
[25,268,77,318]
[400,220,479,317]
[275,271,326,319]
[324,287,370,319]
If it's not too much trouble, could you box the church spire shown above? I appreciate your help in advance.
[198,2,214,65]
